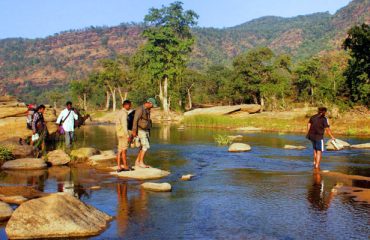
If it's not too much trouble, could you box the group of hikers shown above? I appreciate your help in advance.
[26,97,158,171]
[26,97,334,171]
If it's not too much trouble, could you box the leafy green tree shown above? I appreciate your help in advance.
[137,1,198,116]
[343,23,370,106]
[233,47,274,108]
[70,79,93,110]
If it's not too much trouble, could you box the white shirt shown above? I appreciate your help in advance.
[56,108,78,132]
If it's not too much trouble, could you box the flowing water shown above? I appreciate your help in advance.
[1,125,369,239]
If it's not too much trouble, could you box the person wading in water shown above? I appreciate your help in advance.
[306,107,336,169]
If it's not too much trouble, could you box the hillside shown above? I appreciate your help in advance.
[0,0,369,96]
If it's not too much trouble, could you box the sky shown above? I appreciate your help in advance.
[0,0,352,39]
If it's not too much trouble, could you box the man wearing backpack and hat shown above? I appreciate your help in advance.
[56,101,79,150]
[132,98,157,168]
[116,100,133,172]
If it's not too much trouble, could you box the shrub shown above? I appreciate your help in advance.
[0,146,15,161]
[214,134,233,146]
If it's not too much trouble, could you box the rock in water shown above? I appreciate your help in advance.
[0,195,28,205]
[0,138,34,159]
[326,139,350,151]
[228,143,251,152]
[181,174,195,181]
[350,143,370,149]
[141,182,172,192]
[283,145,306,150]
[70,147,99,163]
[6,193,112,239]
[0,201,13,221]
[228,135,243,141]
[1,158,47,170]
[89,154,116,166]
[110,167,170,180]
[46,150,71,166]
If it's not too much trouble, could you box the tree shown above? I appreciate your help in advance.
[70,79,93,110]
[97,59,124,111]
[137,1,198,117]
[343,23,370,106]
[233,47,274,108]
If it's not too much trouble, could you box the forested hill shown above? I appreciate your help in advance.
[0,0,369,93]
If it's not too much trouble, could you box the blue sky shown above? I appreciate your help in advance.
[0,0,352,39]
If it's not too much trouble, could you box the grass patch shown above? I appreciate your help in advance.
[214,134,233,145]
[0,146,15,163]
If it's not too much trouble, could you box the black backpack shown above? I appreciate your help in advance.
[127,110,135,131]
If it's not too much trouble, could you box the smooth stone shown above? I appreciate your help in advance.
[46,149,71,166]
[89,154,116,166]
[0,201,13,221]
[0,195,28,205]
[100,150,115,156]
[350,143,370,149]
[326,139,350,151]
[181,174,195,181]
[228,135,243,141]
[283,145,306,150]
[228,143,251,152]
[141,182,172,192]
[184,104,261,117]
[110,167,170,180]
[90,186,101,190]
[1,158,47,170]
[236,127,262,132]
[5,193,112,239]
[70,147,100,163]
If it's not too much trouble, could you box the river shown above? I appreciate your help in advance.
[1,125,369,239]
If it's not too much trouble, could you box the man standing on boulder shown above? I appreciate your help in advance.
[306,107,335,169]
[116,100,132,172]
[132,98,157,168]
[56,101,78,150]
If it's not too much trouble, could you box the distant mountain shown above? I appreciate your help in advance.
[0,0,369,94]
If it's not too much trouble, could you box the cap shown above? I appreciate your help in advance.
[146,98,158,107]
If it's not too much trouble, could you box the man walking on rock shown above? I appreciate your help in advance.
[56,101,79,150]
[116,100,132,172]
[306,107,335,169]
[132,98,157,168]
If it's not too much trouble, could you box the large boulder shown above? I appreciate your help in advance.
[46,149,71,166]
[228,143,252,152]
[0,201,13,221]
[0,195,27,205]
[326,139,350,151]
[239,104,261,113]
[110,167,170,180]
[1,158,47,170]
[350,143,370,149]
[283,145,306,150]
[184,104,261,117]
[70,147,100,163]
[0,138,33,158]
[141,182,172,192]
[5,193,112,239]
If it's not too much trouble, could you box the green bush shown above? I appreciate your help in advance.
[0,146,15,161]
[214,134,233,146]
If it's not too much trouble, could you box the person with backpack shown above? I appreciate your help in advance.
[56,101,79,150]
[26,104,36,130]
[306,107,336,169]
[116,100,133,172]
[32,105,47,157]
[132,98,157,169]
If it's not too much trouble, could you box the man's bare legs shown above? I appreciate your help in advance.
[314,150,322,169]
[135,149,149,168]
[117,150,129,171]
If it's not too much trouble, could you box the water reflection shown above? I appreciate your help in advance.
[116,182,149,237]
[307,170,336,211]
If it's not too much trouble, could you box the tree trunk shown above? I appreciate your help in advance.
[53,101,57,109]
[124,91,128,101]
[162,77,170,118]
[310,86,314,104]
[253,95,258,104]
[83,93,87,111]
[117,88,124,105]
[260,95,264,112]
[105,91,111,111]
[187,88,192,110]
[159,80,164,103]
[112,89,116,112]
